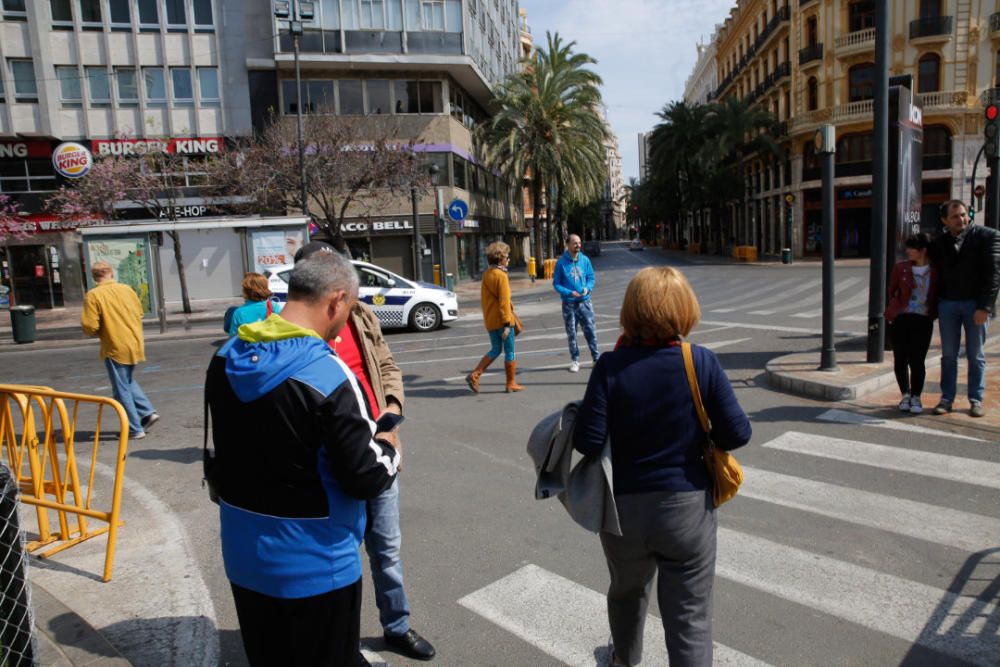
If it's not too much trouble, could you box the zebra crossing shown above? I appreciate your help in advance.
[456,420,999,666]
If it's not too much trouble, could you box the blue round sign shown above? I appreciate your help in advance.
[447,198,469,222]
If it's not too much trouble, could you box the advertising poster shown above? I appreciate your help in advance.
[85,238,153,313]
[251,229,304,273]
[888,84,924,265]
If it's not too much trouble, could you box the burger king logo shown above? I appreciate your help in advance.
[52,142,93,179]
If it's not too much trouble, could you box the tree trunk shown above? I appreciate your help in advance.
[335,199,353,255]
[544,184,554,259]
[169,230,192,314]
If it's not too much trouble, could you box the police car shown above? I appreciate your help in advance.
[264,260,459,332]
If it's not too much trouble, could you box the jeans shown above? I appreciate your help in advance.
[364,479,410,635]
[561,300,599,362]
[600,490,716,667]
[938,299,990,404]
[104,358,155,437]
[486,327,516,362]
[889,313,933,396]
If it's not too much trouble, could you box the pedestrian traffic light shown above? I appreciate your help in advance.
[985,104,1000,158]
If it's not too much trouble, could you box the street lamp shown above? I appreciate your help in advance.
[410,160,439,283]
[274,0,314,217]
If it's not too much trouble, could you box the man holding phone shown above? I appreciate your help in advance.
[296,242,436,662]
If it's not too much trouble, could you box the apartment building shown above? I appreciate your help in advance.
[603,122,625,239]
[706,0,996,259]
[683,32,720,106]
[0,0,524,309]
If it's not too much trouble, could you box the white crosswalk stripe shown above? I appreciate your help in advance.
[740,465,1000,552]
[789,277,865,317]
[764,429,996,485]
[459,564,772,667]
[709,279,821,314]
[816,408,986,442]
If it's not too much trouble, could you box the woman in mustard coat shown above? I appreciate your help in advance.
[466,241,523,393]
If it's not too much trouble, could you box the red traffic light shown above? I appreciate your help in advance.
[987,104,999,121]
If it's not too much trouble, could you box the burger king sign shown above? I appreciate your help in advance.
[52,142,93,179]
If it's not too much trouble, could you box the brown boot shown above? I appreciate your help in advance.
[465,355,495,394]
[505,361,524,392]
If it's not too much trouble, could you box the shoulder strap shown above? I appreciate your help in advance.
[681,342,711,434]
[266,299,273,316]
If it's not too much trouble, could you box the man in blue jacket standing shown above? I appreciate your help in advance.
[553,234,599,372]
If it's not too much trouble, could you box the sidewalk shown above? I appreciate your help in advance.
[32,581,131,667]
[767,335,1000,436]
[659,246,872,269]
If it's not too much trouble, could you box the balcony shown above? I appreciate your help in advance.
[799,42,823,67]
[990,13,1000,35]
[909,16,953,41]
[835,28,875,57]
[981,87,1000,106]
[788,99,873,134]
[755,5,791,51]
[916,89,969,111]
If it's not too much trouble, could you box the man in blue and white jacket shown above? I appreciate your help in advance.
[553,234,600,372]
[205,252,400,666]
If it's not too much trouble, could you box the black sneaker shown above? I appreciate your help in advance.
[141,412,161,431]
[932,401,952,415]
[384,629,436,660]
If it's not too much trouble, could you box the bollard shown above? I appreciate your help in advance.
[528,257,536,282]
[433,264,441,287]
[445,273,455,292]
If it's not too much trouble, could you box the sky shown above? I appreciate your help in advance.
[521,0,734,181]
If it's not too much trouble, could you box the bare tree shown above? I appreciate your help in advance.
[47,149,199,312]
[0,194,30,244]
[207,115,431,252]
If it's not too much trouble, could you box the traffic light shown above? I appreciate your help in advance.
[985,104,1000,158]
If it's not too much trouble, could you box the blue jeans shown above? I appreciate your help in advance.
[562,300,599,362]
[938,299,990,404]
[364,479,410,635]
[104,358,155,437]
[486,327,516,362]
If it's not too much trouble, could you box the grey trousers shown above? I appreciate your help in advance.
[599,489,716,667]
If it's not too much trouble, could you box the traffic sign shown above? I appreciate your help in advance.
[448,198,469,222]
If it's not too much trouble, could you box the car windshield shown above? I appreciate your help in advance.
[357,267,393,289]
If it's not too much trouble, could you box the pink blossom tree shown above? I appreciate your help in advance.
[0,193,30,244]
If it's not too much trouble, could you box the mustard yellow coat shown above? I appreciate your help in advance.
[81,280,145,364]
[480,266,514,331]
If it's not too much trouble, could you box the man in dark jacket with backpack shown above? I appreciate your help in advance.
[930,200,1000,417]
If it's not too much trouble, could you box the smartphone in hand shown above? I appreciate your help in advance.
[375,412,405,432]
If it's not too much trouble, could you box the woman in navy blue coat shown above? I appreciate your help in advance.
[574,266,751,667]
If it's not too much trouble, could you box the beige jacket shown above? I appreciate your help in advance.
[350,302,405,412]
[80,280,145,364]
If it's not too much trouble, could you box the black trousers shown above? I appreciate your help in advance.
[231,579,362,667]
[889,313,934,396]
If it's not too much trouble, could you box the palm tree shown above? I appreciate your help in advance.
[477,32,608,262]
[649,101,712,242]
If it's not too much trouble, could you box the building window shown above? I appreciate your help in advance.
[192,0,213,29]
[197,67,219,105]
[917,53,940,93]
[50,0,72,26]
[79,0,102,27]
[836,132,873,164]
[359,0,386,29]
[0,76,5,102]
[87,67,111,105]
[919,0,940,19]
[137,0,158,29]
[108,0,130,26]
[164,0,185,29]
[340,80,364,114]
[171,67,193,104]
[420,0,445,30]
[2,0,27,21]
[281,79,335,114]
[848,0,874,32]
[9,60,37,102]
[848,62,874,102]
[116,67,139,104]
[57,66,82,105]
[0,159,57,194]
[996,50,1000,87]
[807,76,818,110]
[143,67,166,104]
[806,15,817,46]
[366,79,390,114]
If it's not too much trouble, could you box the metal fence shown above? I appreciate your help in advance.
[0,462,36,667]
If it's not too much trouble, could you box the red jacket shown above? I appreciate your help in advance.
[885,260,938,323]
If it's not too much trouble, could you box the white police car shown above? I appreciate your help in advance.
[264,260,459,332]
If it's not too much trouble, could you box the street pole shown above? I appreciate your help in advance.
[867,0,889,363]
[411,186,422,282]
[817,125,839,372]
[293,31,307,217]
[436,186,448,287]
[989,156,1000,230]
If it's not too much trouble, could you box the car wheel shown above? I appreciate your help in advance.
[409,303,441,332]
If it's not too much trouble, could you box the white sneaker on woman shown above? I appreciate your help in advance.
[909,396,923,414]
[898,394,911,411]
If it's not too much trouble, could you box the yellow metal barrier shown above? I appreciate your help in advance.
[734,246,758,262]
[543,258,557,280]
[0,384,130,582]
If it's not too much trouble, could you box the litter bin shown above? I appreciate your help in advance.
[781,248,793,265]
[445,273,455,292]
[9,305,36,344]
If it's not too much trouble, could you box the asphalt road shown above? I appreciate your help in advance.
[6,242,998,667]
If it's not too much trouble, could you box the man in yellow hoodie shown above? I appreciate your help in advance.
[81,261,159,440]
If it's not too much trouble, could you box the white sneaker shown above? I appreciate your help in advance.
[898,394,911,411]
[569,360,580,373]
[909,397,923,414]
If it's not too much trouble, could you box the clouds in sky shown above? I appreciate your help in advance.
[521,0,733,180]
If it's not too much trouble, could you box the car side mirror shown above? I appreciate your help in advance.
[386,278,396,287]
